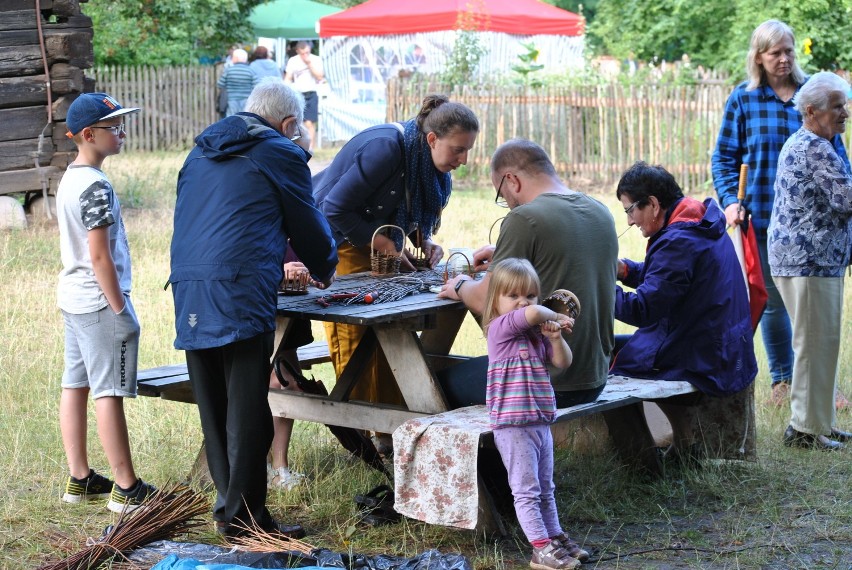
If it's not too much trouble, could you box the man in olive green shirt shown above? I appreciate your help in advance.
[439,139,617,406]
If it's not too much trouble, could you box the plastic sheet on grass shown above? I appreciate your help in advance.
[134,540,471,570]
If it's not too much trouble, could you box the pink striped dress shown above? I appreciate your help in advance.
[486,308,556,428]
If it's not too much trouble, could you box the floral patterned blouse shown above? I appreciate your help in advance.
[768,127,852,278]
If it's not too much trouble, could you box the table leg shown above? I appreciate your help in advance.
[328,328,378,401]
[476,476,507,536]
[419,306,468,355]
[602,403,662,476]
[272,315,295,362]
[375,328,447,414]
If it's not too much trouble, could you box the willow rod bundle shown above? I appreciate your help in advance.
[225,523,316,555]
[39,484,209,570]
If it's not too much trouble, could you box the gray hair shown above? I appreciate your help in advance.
[745,20,805,91]
[245,80,304,125]
[231,48,248,64]
[794,71,850,113]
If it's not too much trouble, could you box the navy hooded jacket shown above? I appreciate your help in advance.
[170,113,337,350]
[611,197,757,397]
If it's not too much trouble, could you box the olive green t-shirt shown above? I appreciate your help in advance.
[492,192,617,391]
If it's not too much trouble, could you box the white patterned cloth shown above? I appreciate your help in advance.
[393,406,490,529]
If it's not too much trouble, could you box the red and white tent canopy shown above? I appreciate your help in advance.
[318,0,584,37]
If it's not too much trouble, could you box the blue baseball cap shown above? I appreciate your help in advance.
[65,92,140,138]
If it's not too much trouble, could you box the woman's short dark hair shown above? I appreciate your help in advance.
[415,94,479,138]
[616,161,684,209]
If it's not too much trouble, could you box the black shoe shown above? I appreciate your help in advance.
[783,426,844,451]
[217,519,306,540]
[107,479,158,513]
[263,519,306,539]
[829,428,852,442]
[62,469,114,504]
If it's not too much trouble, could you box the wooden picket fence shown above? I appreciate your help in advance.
[92,65,220,152]
[88,65,849,189]
[387,78,733,191]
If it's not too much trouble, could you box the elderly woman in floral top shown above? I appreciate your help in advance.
[769,71,852,451]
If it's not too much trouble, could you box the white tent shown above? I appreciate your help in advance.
[317,0,585,142]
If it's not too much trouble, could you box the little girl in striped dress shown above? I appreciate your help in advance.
[484,258,588,570]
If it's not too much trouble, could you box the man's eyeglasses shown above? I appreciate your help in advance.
[494,174,509,208]
[283,115,301,141]
[91,123,125,136]
[624,200,642,217]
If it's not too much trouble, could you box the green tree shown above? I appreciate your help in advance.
[543,0,600,25]
[588,0,852,76]
[85,0,269,65]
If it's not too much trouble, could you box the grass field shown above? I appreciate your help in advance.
[2,149,852,569]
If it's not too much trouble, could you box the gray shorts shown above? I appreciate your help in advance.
[61,296,140,398]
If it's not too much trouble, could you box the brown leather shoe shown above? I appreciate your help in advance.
[767,382,790,407]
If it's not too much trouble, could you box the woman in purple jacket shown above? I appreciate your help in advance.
[611,162,757,460]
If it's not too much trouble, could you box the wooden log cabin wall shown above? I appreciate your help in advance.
[0,0,94,215]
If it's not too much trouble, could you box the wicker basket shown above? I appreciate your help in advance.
[488,216,506,244]
[443,251,474,282]
[370,224,404,276]
[279,270,310,295]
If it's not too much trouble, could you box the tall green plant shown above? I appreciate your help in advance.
[441,2,490,86]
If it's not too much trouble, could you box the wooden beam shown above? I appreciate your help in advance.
[0,75,47,109]
[0,29,38,48]
[0,166,62,195]
[0,10,39,32]
[46,0,82,17]
[0,44,41,78]
[267,390,426,434]
[0,106,48,142]
[0,138,53,171]
[51,63,86,94]
[45,30,93,68]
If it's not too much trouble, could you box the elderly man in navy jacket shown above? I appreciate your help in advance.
[170,81,337,537]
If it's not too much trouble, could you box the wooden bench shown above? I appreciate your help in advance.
[392,375,756,534]
[136,340,333,403]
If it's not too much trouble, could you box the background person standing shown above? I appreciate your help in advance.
[711,20,850,409]
[285,41,325,150]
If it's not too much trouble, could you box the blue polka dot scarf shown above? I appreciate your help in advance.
[394,119,452,247]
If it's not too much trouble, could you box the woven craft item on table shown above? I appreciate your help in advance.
[442,251,474,282]
[279,270,310,295]
[542,289,581,319]
[370,224,404,277]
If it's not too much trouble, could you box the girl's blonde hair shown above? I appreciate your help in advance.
[482,258,541,330]
[745,20,805,91]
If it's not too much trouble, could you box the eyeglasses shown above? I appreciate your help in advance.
[494,174,509,208]
[283,116,301,141]
[91,123,125,136]
[624,200,642,218]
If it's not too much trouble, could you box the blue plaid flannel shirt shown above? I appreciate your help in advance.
[711,80,850,239]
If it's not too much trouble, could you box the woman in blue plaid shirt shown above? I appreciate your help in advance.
[711,20,850,409]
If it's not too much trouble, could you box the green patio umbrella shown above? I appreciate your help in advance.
[249,0,341,39]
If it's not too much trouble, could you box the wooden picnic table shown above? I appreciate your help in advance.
[268,271,468,435]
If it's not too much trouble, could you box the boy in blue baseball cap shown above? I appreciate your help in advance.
[57,92,157,512]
